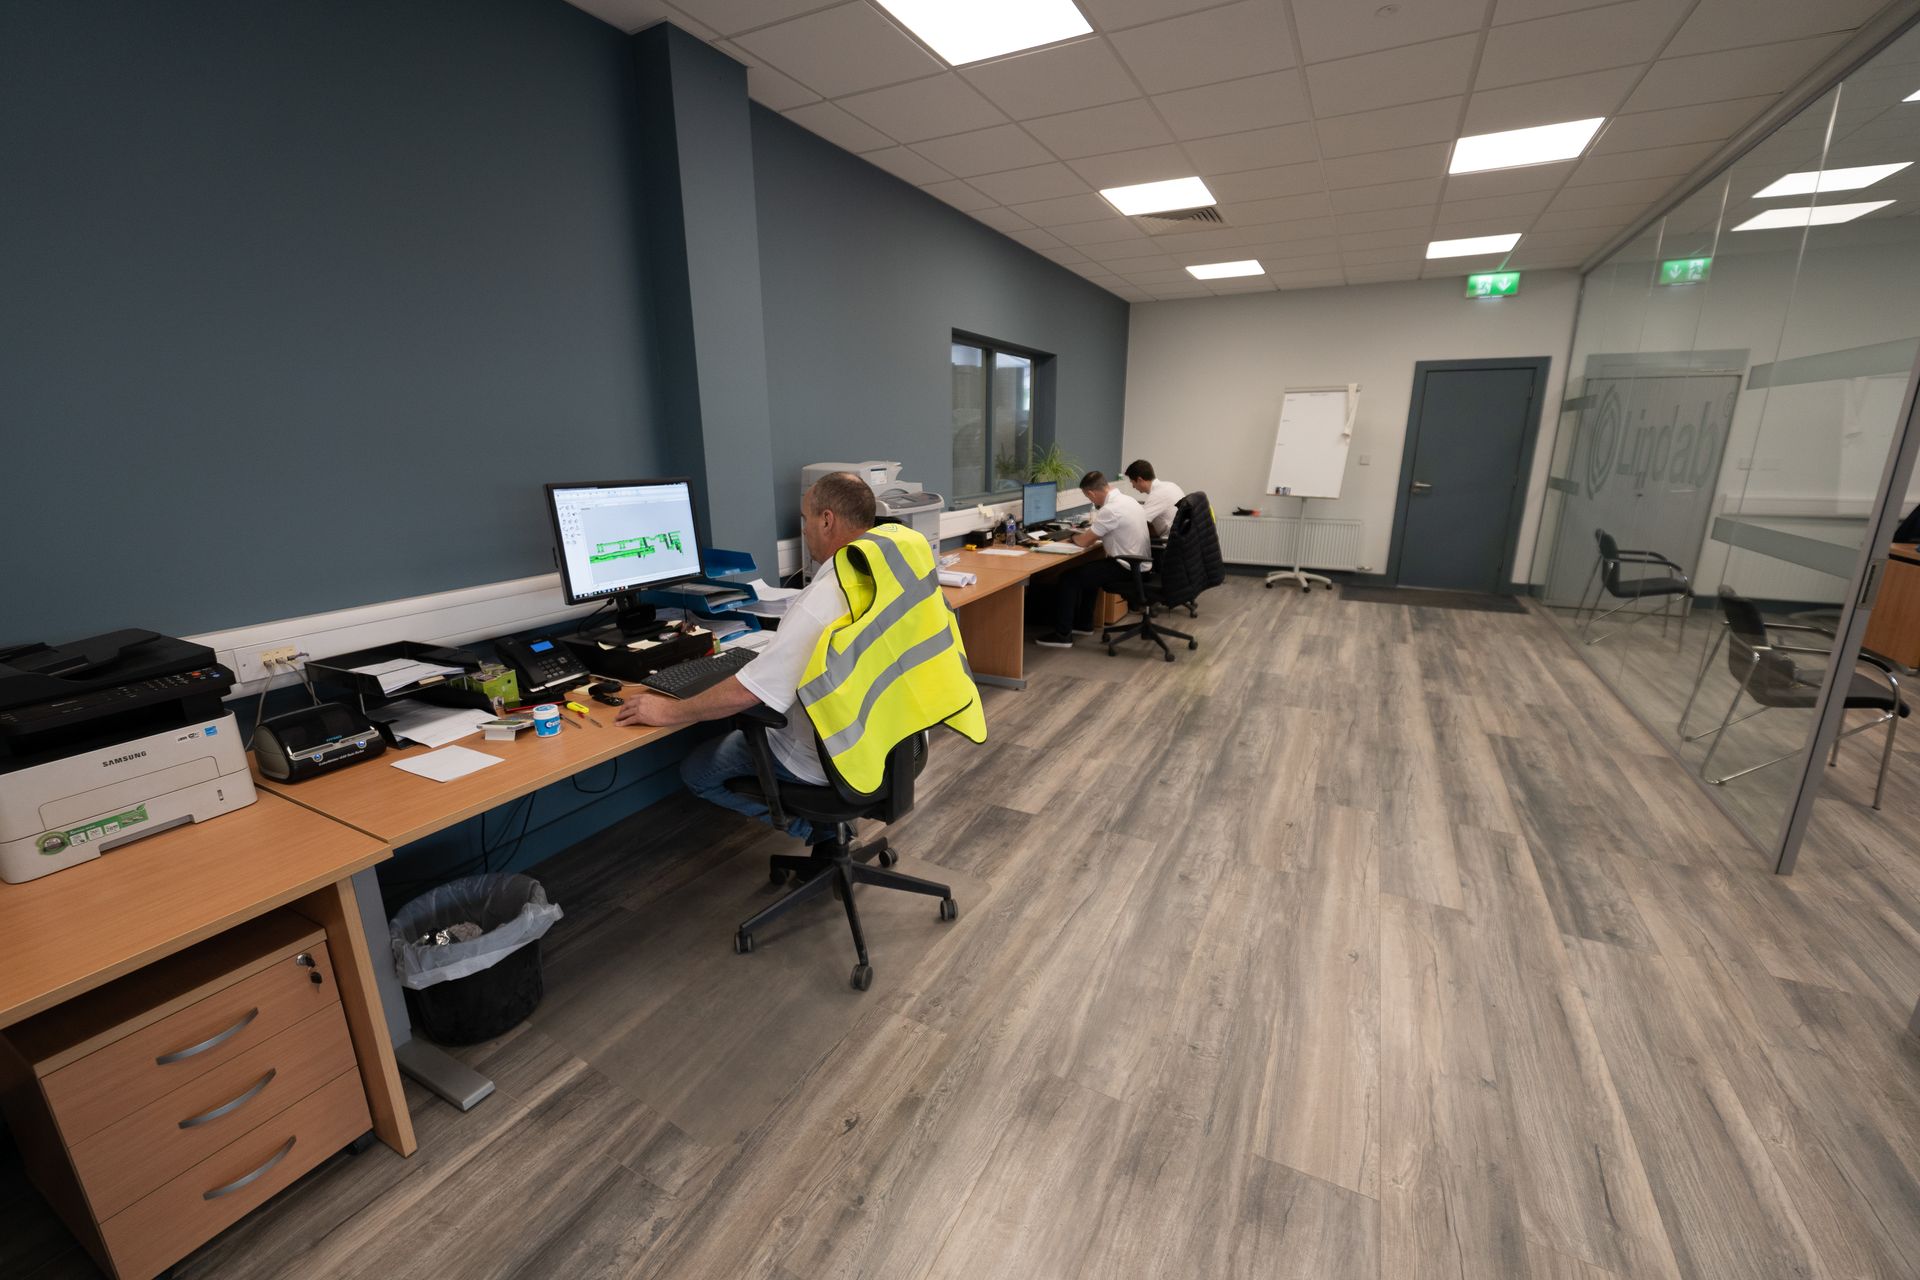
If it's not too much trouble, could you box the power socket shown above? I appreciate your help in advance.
[234,642,302,685]
[260,645,300,667]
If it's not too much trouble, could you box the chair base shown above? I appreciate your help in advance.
[1266,569,1333,592]
[734,833,956,990]
[1101,608,1197,662]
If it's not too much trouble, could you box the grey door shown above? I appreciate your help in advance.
[1396,361,1545,593]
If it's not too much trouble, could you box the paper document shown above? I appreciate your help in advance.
[372,701,494,748]
[1033,543,1081,556]
[350,657,467,695]
[977,548,1027,557]
[741,577,801,603]
[733,600,789,619]
[721,630,777,652]
[391,745,503,783]
[938,570,977,587]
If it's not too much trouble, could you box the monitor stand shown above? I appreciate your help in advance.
[612,593,657,637]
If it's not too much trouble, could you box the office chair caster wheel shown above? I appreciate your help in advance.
[939,897,958,922]
[1107,646,1118,657]
[1187,640,1198,650]
[850,963,873,991]
[769,867,790,886]
[1265,581,1273,589]
[1162,650,1175,663]
[877,847,898,868]
[734,931,754,955]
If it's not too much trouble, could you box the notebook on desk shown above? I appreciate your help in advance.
[1033,542,1082,555]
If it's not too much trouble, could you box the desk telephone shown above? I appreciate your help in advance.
[495,635,589,698]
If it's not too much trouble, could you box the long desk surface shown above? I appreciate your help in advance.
[0,791,389,1027]
[940,543,1089,608]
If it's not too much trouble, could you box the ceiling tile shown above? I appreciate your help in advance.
[1665,0,1884,57]
[1321,143,1448,189]
[1006,228,1065,251]
[1291,0,1486,63]
[1515,226,1611,249]
[919,179,997,212]
[1333,205,1435,235]
[564,1,714,37]
[1305,35,1478,118]
[1624,36,1849,112]
[1339,242,1428,264]
[1329,176,1443,212]
[862,146,953,185]
[720,42,826,109]
[1549,176,1676,208]
[839,74,1007,144]
[912,124,1055,177]
[1085,238,1183,262]
[1477,0,1689,91]
[1239,249,1345,271]
[1461,66,1640,134]
[1238,233,1345,258]
[1121,268,1203,285]
[1315,99,1465,159]
[1037,245,1093,264]
[1421,253,1509,277]
[1569,140,1717,186]
[1343,264,1425,283]
[1219,192,1335,223]
[1107,2,1294,95]
[1441,162,1577,200]
[1208,162,1326,201]
[1154,72,1311,141]
[1077,0,1220,30]
[1021,99,1176,159]
[1138,225,1242,251]
[1531,203,1642,230]
[1491,0,1621,21]
[671,0,821,36]
[967,162,1090,204]
[1431,213,1534,239]
[1008,192,1120,226]
[1591,96,1776,155]
[1210,279,1280,294]
[1051,218,1152,245]
[1339,225,1434,251]
[1148,284,1217,298]
[1183,123,1320,173]
[1273,269,1348,289]
[735,4,942,98]
[961,38,1141,120]
[970,206,1035,232]
[782,101,895,153]
[1438,190,1554,222]
[1066,144,1197,189]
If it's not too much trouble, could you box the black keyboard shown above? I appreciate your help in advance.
[640,648,757,699]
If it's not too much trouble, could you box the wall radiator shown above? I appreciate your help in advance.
[1215,514,1365,571]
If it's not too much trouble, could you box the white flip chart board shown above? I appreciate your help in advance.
[1265,384,1359,500]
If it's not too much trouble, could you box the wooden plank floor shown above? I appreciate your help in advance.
[8,577,1920,1279]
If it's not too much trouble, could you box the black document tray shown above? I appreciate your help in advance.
[306,641,488,712]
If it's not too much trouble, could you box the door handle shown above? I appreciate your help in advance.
[1410,481,1433,493]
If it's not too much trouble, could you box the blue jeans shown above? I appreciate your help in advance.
[679,730,819,844]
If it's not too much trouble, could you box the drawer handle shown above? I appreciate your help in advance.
[156,1007,258,1066]
[179,1069,277,1130]
[203,1135,296,1200]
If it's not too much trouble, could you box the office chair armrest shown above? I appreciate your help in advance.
[1766,621,1836,636]
[732,705,791,828]
[1770,642,1834,657]
[1857,647,1910,678]
[1111,553,1152,592]
[1613,551,1685,571]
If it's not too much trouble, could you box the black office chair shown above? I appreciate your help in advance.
[723,706,956,990]
[1680,590,1907,809]
[1578,528,1693,646]
[1102,492,1216,662]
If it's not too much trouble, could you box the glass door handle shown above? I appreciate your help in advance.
[1410,481,1433,493]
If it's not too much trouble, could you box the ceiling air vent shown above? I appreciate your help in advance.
[1133,205,1225,234]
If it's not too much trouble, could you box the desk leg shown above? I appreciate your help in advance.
[958,586,1026,689]
[296,877,418,1156]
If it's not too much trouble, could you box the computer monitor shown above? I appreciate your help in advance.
[547,480,704,618]
[1022,480,1057,526]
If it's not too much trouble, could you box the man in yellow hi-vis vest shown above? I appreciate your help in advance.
[615,472,980,840]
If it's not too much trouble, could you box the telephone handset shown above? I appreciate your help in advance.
[495,635,590,699]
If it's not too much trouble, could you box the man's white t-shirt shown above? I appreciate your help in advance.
[734,570,848,785]
[1091,492,1152,567]
[1138,479,1185,538]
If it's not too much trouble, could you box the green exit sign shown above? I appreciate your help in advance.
[1465,271,1521,298]
[1658,256,1712,285]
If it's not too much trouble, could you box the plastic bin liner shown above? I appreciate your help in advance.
[389,874,562,990]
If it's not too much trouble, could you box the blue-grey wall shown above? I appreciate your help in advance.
[1,0,660,645]
[751,108,1131,531]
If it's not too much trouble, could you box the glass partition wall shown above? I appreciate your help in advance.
[1532,24,1920,870]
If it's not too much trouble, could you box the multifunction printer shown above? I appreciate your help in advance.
[0,630,256,884]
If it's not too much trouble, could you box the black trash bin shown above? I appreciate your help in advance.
[390,874,562,1046]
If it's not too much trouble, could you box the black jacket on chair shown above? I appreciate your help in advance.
[1103,492,1220,660]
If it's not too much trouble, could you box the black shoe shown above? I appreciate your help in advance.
[1035,633,1074,648]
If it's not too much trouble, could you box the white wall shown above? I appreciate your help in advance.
[1120,272,1580,581]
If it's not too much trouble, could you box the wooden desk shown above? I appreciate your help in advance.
[0,793,414,1157]
[255,713,684,846]
[1865,542,1920,668]
[941,544,1107,689]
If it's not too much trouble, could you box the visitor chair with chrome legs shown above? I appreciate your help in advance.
[724,706,957,990]
[1578,528,1693,646]
[1679,590,1908,809]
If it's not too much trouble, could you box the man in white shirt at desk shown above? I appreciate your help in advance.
[614,472,877,843]
[1036,469,1151,649]
[1123,459,1185,539]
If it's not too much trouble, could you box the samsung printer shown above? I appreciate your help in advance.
[0,630,256,884]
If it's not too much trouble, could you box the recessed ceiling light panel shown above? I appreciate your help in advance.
[1906,89,1920,102]
[874,0,1092,67]
[1426,233,1522,259]
[1449,118,1606,174]
[1099,176,1217,216]
[1732,200,1894,230]
[1752,162,1911,198]
[1186,260,1264,279]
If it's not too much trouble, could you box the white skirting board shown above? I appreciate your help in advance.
[1215,514,1365,571]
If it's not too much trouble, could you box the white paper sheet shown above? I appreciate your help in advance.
[938,570,977,587]
[349,657,469,695]
[375,702,494,748]
[976,548,1027,557]
[391,745,504,783]
[741,576,801,602]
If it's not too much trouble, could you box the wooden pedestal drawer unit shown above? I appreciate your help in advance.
[0,910,374,1280]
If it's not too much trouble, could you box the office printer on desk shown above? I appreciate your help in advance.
[0,630,256,884]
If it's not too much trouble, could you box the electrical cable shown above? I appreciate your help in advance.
[571,757,620,795]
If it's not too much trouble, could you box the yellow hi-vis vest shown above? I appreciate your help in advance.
[798,523,987,794]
